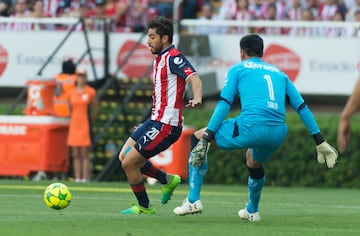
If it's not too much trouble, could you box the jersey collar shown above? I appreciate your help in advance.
[158,45,175,56]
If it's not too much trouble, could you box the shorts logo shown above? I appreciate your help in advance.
[263,44,301,82]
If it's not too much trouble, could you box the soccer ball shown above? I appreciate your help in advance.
[43,183,72,210]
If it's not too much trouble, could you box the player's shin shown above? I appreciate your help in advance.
[188,152,208,203]
[247,167,265,213]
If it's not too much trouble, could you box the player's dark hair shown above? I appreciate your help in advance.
[147,16,173,44]
[240,34,264,57]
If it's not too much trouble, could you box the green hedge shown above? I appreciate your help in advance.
[183,108,360,188]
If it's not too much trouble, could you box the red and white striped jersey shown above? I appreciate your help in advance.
[151,45,196,127]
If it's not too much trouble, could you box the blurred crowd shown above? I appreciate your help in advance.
[0,0,359,36]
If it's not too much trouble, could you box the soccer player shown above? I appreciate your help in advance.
[173,34,338,221]
[337,76,360,153]
[119,16,203,215]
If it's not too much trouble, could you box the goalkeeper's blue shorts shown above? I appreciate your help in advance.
[214,118,288,163]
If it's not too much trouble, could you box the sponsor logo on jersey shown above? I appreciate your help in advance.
[173,57,183,65]
[184,67,193,76]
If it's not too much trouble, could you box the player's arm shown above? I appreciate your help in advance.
[91,95,99,123]
[206,66,238,135]
[190,67,237,167]
[169,53,202,107]
[286,79,338,168]
[337,77,360,153]
[186,74,203,107]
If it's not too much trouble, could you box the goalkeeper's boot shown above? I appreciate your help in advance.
[121,204,155,215]
[238,208,261,222]
[173,198,203,216]
[161,174,181,204]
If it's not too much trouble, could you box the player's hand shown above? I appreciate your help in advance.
[316,141,338,168]
[337,118,351,153]
[190,138,210,167]
[186,98,202,107]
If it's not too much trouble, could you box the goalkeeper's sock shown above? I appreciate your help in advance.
[247,167,265,213]
[140,161,167,184]
[188,153,208,203]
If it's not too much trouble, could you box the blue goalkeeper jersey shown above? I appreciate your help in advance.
[207,57,320,135]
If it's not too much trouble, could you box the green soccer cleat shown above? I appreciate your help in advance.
[161,174,181,204]
[121,204,155,215]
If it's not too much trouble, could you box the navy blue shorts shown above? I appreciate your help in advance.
[130,119,182,159]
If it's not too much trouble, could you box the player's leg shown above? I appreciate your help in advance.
[238,149,264,221]
[239,125,288,221]
[80,146,90,182]
[134,120,182,204]
[119,121,154,214]
[174,128,208,215]
[71,147,81,182]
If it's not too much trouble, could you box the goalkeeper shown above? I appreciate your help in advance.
[173,34,338,221]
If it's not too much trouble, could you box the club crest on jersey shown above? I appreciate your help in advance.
[173,57,183,65]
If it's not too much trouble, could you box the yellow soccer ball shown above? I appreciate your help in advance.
[43,183,72,210]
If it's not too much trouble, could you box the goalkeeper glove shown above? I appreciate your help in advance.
[190,129,214,167]
[313,133,338,168]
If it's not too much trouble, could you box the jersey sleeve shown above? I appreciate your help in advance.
[286,79,320,135]
[168,54,196,80]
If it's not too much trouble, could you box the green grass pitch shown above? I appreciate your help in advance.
[0,180,359,236]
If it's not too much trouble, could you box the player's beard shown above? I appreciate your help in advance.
[151,44,163,55]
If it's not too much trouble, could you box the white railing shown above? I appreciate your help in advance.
[0,17,78,25]
[180,19,360,36]
[1,15,360,36]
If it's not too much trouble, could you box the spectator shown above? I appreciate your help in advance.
[319,0,341,21]
[181,0,202,19]
[306,0,321,20]
[326,10,348,37]
[114,0,148,32]
[67,69,99,183]
[60,0,91,18]
[0,0,11,17]
[43,0,61,17]
[348,8,360,36]
[254,3,284,35]
[288,7,320,37]
[232,0,252,34]
[6,0,32,31]
[287,0,304,21]
[30,0,55,30]
[104,0,117,18]
[260,0,288,20]
[149,0,174,18]
[346,0,360,21]
[248,0,264,20]
[195,2,225,35]
[218,0,237,20]
[85,0,116,31]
